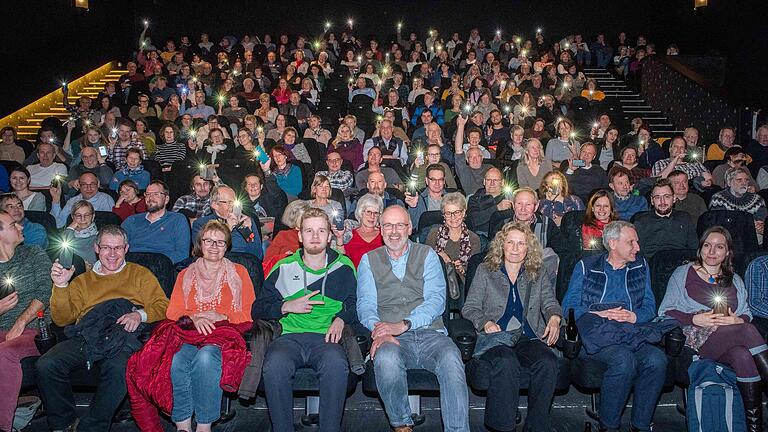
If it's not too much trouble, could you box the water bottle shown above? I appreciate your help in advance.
[36,310,50,340]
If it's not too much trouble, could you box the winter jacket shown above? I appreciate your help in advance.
[64,299,148,367]
[126,319,251,432]
[577,312,679,354]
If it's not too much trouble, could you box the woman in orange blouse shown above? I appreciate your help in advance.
[580,79,606,102]
[166,220,255,432]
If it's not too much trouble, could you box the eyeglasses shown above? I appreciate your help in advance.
[145,192,167,198]
[327,158,342,163]
[485,178,502,184]
[443,209,465,219]
[381,222,409,231]
[73,212,93,220]
[97,244,126,253]
[216,200,234,205]
[427,177,445,183]
[651,194,674,200]
[201,238,227,248]
[363,210,381,217]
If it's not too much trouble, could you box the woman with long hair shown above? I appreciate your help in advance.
[328,124,363,170]
[659,226,768,431]
[538,171,584,226]
[462,221,561,432]
[516,138,551,189]
[581,190,619,250]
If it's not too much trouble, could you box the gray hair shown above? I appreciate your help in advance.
[725,166,750,186]
[282,200,311,228]
[210,185,235,202]
[441,191,467,212]
[97,225,128,244]
[354,193,384,222]
[602,220,635,250]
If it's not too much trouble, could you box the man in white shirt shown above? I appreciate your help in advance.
[27,142,68,189]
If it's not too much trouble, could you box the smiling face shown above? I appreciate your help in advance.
[651,184,674,215]
[9,170,30,192]
[591,196,612,223]
[700,231,729,268]
[380,206,412,254]
[512,190,538,222]
[608,226,640,264]
[610,172,631,198]
[300,216,332,255]
[503,229,528,265]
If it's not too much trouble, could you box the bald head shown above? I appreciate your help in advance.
[367,171,386,195]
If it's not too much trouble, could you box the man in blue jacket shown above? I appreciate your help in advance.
[562,220,666,432]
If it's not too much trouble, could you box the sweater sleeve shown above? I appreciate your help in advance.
[334,264,358,324]
[251,267,285,321]
[49,277,87,326]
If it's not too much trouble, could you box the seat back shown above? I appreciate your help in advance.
[648,249,697,302]
[225,251,264,298]
[560,210,587,253]
[416,210,443,243]
[25,210,57,235]
[697,210,758,272]
[126,252,177,298]
[216,159,260,189]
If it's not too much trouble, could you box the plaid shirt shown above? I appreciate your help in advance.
[172,194,210,218]
[651,159,708,179]
[108,141,148,171]
[316,170,353,191]
[746,255,768,318]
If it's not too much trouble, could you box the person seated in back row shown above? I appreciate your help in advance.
[192,185,262,259]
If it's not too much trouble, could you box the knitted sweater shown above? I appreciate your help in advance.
[0,245,52,329]
[50,263,169,326]
[709,189,768,221]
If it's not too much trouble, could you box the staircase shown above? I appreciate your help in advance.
[583,68,683,137]
[0,62,126,140]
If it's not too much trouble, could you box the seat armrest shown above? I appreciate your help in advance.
[445,317,477,362]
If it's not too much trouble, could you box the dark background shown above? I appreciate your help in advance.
[1,0,765,117]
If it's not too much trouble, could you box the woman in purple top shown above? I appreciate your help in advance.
[328,124,363,170]
[659,226,768,431]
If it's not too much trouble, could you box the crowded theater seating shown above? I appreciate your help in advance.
[2,18,768,432]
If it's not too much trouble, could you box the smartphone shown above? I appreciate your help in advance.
[332,210,344,231]
[0,276,15,300]
[233,201,243,220]
[50,175,63,188]
[110,128,118,140]
[98,146,108,157]
[572,159,586,168]
[254,147,269,164]
[59,231,74,270]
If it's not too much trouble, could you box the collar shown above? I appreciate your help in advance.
[92,260,127,276]
[654,210,673,218]
[386,240,412,262]
[614,192,631,201]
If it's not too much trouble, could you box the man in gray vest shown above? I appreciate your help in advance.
[357,206,469,432]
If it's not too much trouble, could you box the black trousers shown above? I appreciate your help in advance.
[480,338,559,432]
[36,337,132,431]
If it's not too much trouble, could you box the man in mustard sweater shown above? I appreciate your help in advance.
[37,225,169,432]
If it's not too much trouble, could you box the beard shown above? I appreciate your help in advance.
[655,205,673,216]
[146,201,165,213]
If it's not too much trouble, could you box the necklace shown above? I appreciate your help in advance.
[699,265,720,284]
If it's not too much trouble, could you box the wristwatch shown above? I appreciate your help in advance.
[402,319,412,332]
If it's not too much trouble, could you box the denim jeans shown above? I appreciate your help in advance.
[481,339,558,432]
[373,328,469,431]
[262,333,349,432]
[36,336,132,431]
[170,344,223,424]
[582,343,667,430]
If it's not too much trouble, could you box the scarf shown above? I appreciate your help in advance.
[73,223,99,239]
[181,258,243,313]
[273,163,292,177]
[434,223,473,268]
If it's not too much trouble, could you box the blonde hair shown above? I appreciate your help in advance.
[523,138,544,166]
[484,221,543,280]
[539,171,570,198]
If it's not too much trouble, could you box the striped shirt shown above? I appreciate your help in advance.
[152,142,187,167]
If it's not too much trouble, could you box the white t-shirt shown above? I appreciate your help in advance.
[27,163,68,188]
